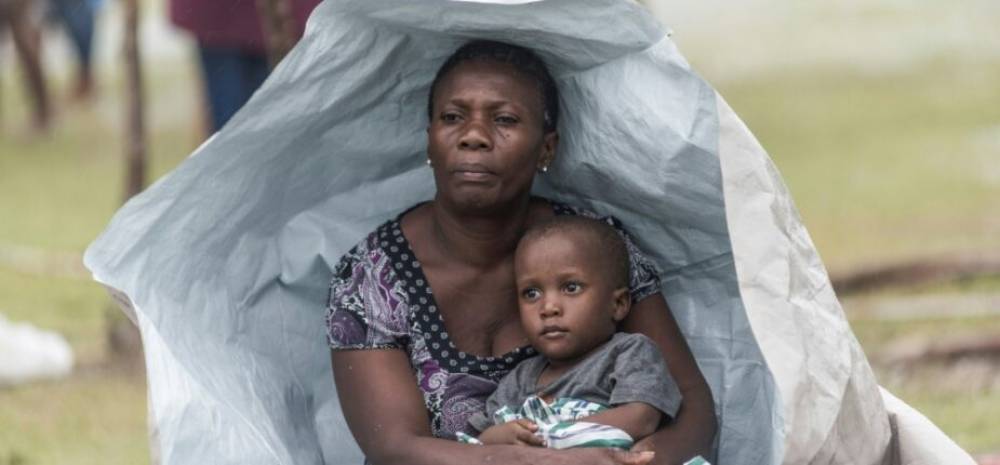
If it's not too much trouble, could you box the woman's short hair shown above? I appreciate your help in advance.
[427,40,560,133]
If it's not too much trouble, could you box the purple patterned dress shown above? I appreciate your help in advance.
[326,201,662,440]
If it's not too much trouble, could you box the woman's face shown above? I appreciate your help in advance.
[427,60,557,213]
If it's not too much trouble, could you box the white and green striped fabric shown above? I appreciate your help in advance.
[457,396,634,450]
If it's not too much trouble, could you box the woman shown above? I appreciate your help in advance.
[327,41,717,465]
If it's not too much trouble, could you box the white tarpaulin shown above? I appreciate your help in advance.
[83,0,974,463]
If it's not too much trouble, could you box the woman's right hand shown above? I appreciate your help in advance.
[554,448,656,465]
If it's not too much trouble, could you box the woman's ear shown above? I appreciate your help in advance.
[611,287,631,322]
[538,131,559,171]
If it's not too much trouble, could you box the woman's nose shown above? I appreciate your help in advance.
[458,121,492,151]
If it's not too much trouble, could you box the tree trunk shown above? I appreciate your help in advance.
[111,0,145,366]
[123,0,146,200]
[256,0,297,68]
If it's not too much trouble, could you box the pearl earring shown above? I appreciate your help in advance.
[426,159,432,167]
[541,166,548,173]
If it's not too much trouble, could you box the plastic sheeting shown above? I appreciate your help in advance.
[83,0,973,463]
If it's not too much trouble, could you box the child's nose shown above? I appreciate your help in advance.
[540,299,562,318]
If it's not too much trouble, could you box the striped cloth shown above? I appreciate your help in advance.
[458,395,713,465]
[457,395,634,450]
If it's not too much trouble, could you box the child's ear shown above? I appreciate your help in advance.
[611,287,631,322]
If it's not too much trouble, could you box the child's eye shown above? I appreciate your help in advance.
[521,288,541,301]
[563,282,583,294]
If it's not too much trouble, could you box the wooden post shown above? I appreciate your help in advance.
[110,0,146,366]
[256,0,297,68]
[123,0,146,200]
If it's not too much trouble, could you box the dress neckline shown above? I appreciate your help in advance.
[382,200,576,371]
[385,218,531,370]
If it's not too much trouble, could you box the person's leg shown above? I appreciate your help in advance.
[50,0,95,98]
[197,44,247,131]
[237,50,269,108]
[5,0,51,130]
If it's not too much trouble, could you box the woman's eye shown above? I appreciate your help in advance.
[495,115,518,125]
[521,288,541,300]
[563,282,582,294]
[441,112,461,123]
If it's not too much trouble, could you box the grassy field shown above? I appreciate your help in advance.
[1,43,194,465]
[2,6,999,464]
[718,60,1000,273]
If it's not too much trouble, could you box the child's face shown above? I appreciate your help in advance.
[514,230,630,366]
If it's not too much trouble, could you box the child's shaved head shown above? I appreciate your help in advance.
[517,215,630,289]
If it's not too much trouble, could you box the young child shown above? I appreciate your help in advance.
[458,215,683,450]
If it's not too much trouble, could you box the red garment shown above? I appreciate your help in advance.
[169,0,321,52]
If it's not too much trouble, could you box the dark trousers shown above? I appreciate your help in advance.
[197,44,270,131]
[49,0,96,74]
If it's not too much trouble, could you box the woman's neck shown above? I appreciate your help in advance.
[430,195,535,268]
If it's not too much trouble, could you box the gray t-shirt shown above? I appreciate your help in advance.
[468,332,682,432]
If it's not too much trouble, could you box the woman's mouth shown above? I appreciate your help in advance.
[452,163,495,182]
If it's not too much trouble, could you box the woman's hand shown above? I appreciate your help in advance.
[558,448,656,465]
[478,419,545,446]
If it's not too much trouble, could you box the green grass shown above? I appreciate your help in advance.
[888,275,1000,296]
[2,15,999,463]
[0,77,196,252]
[0,268,110,363]
[0,370,149,465]
[718,59,1000,273]
[1,40,196,465]
[849,313,1000,359]
[848,308,1000,454]
[890,387,1000,454]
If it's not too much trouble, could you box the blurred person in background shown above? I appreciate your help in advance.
[48,0,103,101]
[168,0,321,133]
[0,0,51,132]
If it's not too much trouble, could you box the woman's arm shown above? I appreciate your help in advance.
[621,294,718,464]
[330,349,657,465]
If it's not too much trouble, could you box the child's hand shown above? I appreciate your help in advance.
[477,419,546,447]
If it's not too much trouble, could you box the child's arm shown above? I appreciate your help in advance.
[578,402,663,440]
[591,333,684,443]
